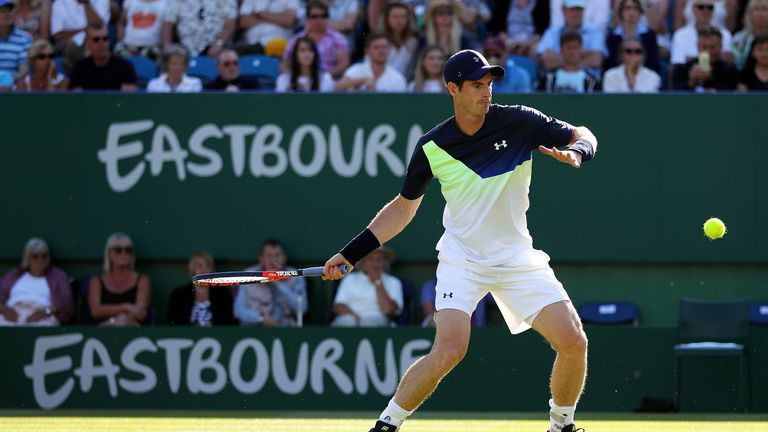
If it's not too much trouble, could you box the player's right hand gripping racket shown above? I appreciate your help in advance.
[192,265,349,287]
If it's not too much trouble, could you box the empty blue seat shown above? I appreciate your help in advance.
[239,55,280,89]
[577,301,639,326]
[749,301,768,325]
[125,55,159,88]
[507,55,538,83]
[187,56,218,84]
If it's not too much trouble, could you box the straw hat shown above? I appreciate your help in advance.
[364,246,397,264]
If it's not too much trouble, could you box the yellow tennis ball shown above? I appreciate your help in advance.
[703,217,726,240]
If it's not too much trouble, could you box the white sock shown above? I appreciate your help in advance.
[379,399,413,428]
[549,398,576,431]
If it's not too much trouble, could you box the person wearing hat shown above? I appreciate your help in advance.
[537,0,607,77]
[323,49,598,432]
[331,246,403,327]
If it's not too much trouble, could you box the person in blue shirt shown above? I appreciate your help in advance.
[536,0,606,77]
[483,35,533,93]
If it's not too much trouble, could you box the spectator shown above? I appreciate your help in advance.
[378,1,418,78]
[737,33,768,89]
[234,239,307,327]
[0,0,32,83]
[674,0,734,31]
[50,0,110,71]
[538,30,601,92]
[550,0,612,34]
[537,0,606,77]
[147,44,202,92]
[0,238,73,326]
[732,0,768,69]
[486,0,551,57]
[419,278,492,327]
[161,0,236,58]
[276,36,335,92]
[17,39,68,91]
[167,251,235,326]
[69,22,138,91]
[237,0,298,54]
[88,232,152,326]
[332,247,403,327]
[282,0,350,80]
[606,0,662,73]
[671,0,734,64]
[115,0,167,59]
[0,69,11,89]
[483,35,533,92]
[421,0,474,57]
[617,0,670,39]
[335,32,407,92]
[204,48,260,91]
[672,25,739,90]
[325,0,359,51]
[603,38,662,91]
[13,0,51,40]
[457,0,492,48]
[408,44,445,92]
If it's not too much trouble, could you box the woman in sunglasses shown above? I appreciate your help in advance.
[17,39,68,91]
[606,0,661,74]
[88,232,152,326]
[603,38,661,91]
[0,238,73,325]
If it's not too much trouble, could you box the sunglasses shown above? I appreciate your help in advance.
[308,13,329,19]
[110,246,134,254]
[694,4,715,11]
[30,253,49,259]
[90,36,110,42]
[434,8,453,16]
[36,53,54,59]
[623,48,643,54]
[221,60,239,66]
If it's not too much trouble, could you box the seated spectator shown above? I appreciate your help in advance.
[282,0,350,80]
[237,0,298,54]
[50,0,110,71]
[161,0,236,58]
[550,0,612,35]
[603,38,661,91]
[276,36,335,92]
[671,0,734,64]
[325,0,359,51]
[204,49,260,91]
[88,232,152,326]
[408,44,445,92]
[115,0,168,60]
[537,0,606,77]
[13,0,51,40]
[606,0,661,73]
[167,251,234,326]
[486,0,551,57]
[672,25,739,90]
[483,35,533,92]
[0,0,32,83]
[147,44,202,92]
[737,34,768,90]
[615,0,670,40]
[332,247,402,327]
[539,30,601,92]
[234,239,307,327]
[456,0,492,49]
[69,22,138,91]
[419,278,492,327]
[674,0,732,31]
[421,0,474,57]
[378,1,418,78]
[0,237,73,326]
[17,39,68,91]
[335,32,407,92]
[732,0,768,69]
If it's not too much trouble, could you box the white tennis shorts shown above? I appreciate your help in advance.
[434,254,570,334]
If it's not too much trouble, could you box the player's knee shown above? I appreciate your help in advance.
[558,328,588,356]
[432,342,467,371]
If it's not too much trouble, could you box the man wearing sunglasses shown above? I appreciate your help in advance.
[204,48,261,91]
[69,22,138,91]
[671,0,734,64]
[0,0,32,85]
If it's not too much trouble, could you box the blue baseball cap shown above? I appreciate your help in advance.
[563,0,586,8]
[444,49,505,84]
[0,0,14,8]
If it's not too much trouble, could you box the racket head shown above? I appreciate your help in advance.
[192,271,273,287]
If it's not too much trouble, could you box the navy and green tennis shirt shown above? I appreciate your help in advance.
[400,103,574,268]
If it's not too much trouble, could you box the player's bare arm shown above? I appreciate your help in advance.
[322,194,423,280]
[538,126,598,169]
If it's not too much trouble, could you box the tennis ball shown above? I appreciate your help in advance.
[703,217,726,240]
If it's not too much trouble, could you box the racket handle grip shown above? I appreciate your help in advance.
[303,264,349,277]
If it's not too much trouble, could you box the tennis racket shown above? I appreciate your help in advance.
[192,265,349,287]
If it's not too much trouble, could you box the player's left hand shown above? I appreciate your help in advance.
[538,146,582,168]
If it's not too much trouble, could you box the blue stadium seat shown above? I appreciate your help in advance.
[749,301,768,325]
[577,301,639,326]
[125,56,159,89]
[54,55,66,76]
[239,55,280,89]
[507,55,538,83]
[187,56,218,84]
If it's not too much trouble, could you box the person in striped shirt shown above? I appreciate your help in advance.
[0,0,32,84]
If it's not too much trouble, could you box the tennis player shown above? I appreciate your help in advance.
[323,49,597,432]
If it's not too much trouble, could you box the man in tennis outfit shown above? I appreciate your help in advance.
[323,49,598,432]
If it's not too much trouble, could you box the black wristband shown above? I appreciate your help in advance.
[568,138,595,162]
[339,228,381,265]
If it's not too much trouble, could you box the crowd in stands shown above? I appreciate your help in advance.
[1,0,766,92]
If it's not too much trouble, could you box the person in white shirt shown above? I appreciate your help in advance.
[408,44,446,92]
[116,0,167,58]
[671,0,733,63]
[335,32,407,92]
[147,44,202,92]
[50,0,110,46]
[603,38,661,92]
[276,36,335,92]
[238,0,298,50]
